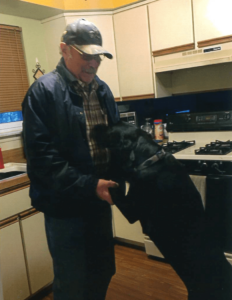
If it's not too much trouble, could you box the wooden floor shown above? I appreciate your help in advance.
[38,244,187,300]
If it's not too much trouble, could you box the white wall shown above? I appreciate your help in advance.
[42,15,66,72]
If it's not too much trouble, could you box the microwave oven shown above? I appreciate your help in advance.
[119,111,137,125]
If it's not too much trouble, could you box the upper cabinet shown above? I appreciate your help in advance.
[148,0,194,56]
[113,6,154,100]
[193,0,232,47]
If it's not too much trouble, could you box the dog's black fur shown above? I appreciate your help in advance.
[92,121,232,300]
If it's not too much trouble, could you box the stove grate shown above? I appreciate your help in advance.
[162,140,196,154]
[195,140,232,155]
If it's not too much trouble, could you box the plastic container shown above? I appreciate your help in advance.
[154,119,164,140]
[141,118,153,136]
[0,148,4,169]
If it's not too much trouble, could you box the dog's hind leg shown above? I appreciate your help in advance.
[143,175,232,300]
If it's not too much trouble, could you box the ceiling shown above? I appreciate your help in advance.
[0,0,64,20]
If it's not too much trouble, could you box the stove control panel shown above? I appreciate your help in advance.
[180,160,232,175]
[168,111,232,132]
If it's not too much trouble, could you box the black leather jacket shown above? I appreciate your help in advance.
[22,59,119,218]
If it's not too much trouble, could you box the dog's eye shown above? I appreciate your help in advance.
[122,140,132,149]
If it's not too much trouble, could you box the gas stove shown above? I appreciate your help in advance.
[166,131,232,161]
[166,111,232,161]
[145,111,232,262]
[145,110,232,262]
[164,111,232,176]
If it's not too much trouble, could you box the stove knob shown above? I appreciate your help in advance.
[200,162,208,171]
[211,163,224,174]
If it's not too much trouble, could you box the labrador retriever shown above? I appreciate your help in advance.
[91,121,232,300]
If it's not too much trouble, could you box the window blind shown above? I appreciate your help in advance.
[0,25,29,113]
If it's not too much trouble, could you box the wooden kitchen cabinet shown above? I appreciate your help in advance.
[19,210,53,294]
[0,186,53,299]
[113,5,154,100]
[0,218,30,300]
[148,0,194,56]
[193,0,232,47]
[0,187,31,220]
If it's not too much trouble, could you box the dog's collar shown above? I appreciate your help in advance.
[134,149,166,172]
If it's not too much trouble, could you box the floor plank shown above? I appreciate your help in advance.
[38,244,187,300]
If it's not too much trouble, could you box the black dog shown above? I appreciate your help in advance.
[92,121,232,300]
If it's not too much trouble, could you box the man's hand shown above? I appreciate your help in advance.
[96,179,119,205]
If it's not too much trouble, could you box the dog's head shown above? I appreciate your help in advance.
[91,121,161,174]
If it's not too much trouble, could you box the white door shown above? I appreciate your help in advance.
[148,0,194,54]
[193,0,232,44]
[20,211,53,294]
[0,219,30,300]
[113,5,154,100]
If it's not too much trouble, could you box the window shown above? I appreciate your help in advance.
[0,25,28,135]
[0,24,29,115]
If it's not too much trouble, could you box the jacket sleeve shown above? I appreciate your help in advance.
[22,80,99,202]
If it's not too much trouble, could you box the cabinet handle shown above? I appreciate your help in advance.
[0,216,18,229]
[198,35,232,48]
[19,208,39,220]
[152,43,195,57]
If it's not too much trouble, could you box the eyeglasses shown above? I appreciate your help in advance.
[70,45,104,62]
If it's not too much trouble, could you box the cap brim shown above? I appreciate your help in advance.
[74,44,113,59]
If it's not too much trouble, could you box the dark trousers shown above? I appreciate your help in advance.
[44,203,115,300]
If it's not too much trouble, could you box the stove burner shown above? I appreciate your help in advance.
[195,140,232,155]
[162,140,195,154]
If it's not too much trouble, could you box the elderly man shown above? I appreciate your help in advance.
[22,19,119,300]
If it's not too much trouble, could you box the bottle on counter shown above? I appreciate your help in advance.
[154,119,164,141]
[141,118,153,136]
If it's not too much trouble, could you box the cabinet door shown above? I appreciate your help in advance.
[112,206,144,244]
[193,0,232,45]
[0,219,30,300]
[113,5,154,100]
[148,0,194,55]
[0,187,31,221]
[20,211,53,294]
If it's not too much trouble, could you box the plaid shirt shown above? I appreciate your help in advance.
[71,79,110,175]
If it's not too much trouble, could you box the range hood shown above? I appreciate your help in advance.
[154,42,232,73]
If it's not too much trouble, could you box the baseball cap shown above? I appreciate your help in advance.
[61,18,113,59]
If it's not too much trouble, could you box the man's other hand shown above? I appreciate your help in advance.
[96,179,119,205]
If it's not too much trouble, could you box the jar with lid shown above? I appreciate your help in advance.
[154,119,164,140]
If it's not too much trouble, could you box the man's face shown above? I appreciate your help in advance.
[60,43,101,84]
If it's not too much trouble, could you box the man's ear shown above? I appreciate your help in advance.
[60,42,71,60]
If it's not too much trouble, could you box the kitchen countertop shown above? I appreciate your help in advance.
[0,163,30,196]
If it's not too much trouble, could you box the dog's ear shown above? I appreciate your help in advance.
[91,124,108,146]
[129,150,135,162]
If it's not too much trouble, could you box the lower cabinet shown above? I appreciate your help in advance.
[0,218,30,300]
[0,210,54,300]
[20,211,54,294]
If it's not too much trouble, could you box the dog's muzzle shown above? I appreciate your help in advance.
[134,149,166,172]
